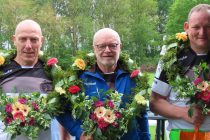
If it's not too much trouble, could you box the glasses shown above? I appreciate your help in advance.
[95,43,119,51]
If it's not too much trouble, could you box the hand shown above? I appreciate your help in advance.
[182,105,205,126]
[80,133,93,140]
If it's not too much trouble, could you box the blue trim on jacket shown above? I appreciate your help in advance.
[57,69,150,140]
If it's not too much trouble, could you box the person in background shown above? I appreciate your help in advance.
[57,28,150,140]
[150,4,210,140]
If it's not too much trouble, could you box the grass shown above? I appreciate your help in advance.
[150,125,156,140]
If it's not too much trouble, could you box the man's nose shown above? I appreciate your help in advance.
[199,27,207,36]
[104,46,111,52]
[25,39,32,48]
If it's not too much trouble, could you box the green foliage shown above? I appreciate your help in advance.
[0,0,161,67]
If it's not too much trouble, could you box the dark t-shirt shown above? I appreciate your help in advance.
[0,60,52,93]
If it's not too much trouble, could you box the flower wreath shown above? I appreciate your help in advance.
[47,51,150,110]
[160,32,210,116]
[0,49,59,139]
[47,50,150,139]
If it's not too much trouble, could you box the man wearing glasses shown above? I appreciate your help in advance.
[57,28,150,140]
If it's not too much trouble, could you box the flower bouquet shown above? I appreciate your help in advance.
[172,62,210,116]
[71,90,147,140]
[0,92,51,139]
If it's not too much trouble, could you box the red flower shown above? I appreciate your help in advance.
[107,100,114,109]
[196,90,210,104]
[94,100,104,108]
[114,111,122,118]
[90,113,97,121]
[5,116,13,124]
[68,85,80,94]
[28,117,36,126]
[47,58,58,66]
[97,117,109,129]
[193,77,203,86]
[5,104,12,113]
[111,122,119,127]
[130,69,140,78]
[20,121,26,127]
[18,98,27,104]
[13,111,25,121]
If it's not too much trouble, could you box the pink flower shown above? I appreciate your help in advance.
[107,100,114,109]
[47,58,58,66]
[18,98,27,104]
[130,70,140,78]
[32,102,39,111]
[193,77,203,86]
[114,111,122,118]
[5,104,13,113]
[68,85,80,94]
[13,111,25,121]
[94,100,104,108]
[97,117,109,129]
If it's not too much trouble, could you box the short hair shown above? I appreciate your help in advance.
[188,4,210,21]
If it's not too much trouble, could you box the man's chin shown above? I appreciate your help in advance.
[101,61,116,67]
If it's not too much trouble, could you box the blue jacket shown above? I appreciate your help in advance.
[57,68,150,140]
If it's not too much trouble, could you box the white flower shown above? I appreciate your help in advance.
[104,109,116,123]
[39,51,44,57]
[128,58,134,66]
[134,94,147,105]
[94,107,106,118]
[55,87,66,95]
[87,52,95,57]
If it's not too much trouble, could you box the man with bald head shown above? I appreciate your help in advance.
[57,28,150,140]
[13,19,44,67]
[0,19,53,140]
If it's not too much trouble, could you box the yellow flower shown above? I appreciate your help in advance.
[176,32,188,42]
[134,94,147,105]
[55,87,66,95]
[73,59,86,70]
[12,102,31,116]
[39,50,44,57]
[20,104,31,116]
[94,107,106,118]
[104,109,116,123]
[197,81,209,91]
[0,56,5,65]
[206,85,210,92]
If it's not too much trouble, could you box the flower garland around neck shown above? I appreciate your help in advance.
[0,49,63,139]
[46,50,150,139]
[46,50,150,114]
[160,32,189,82]
[161,32,210,117]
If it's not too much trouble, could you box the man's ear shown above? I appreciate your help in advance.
[41,36,44,44]
[184,22,189,31]
[11,35,15,42]
[11,35,17,48]
[120,44,122,48]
